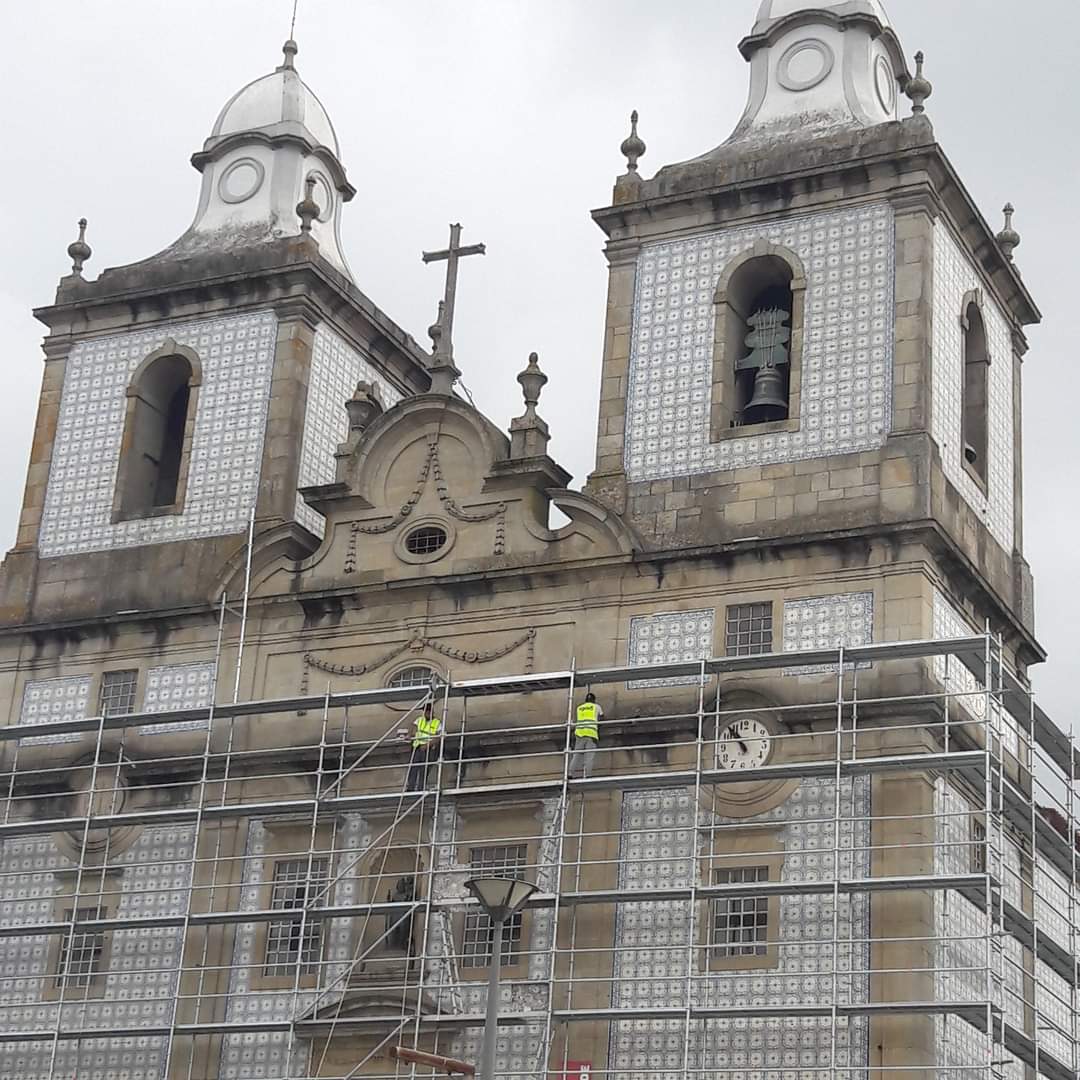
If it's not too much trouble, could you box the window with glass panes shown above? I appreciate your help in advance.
[388,666,438,691]
[725,603,773,656]
[99,669,138,717]
[264,858,329,976]
[710,867,769,957]
[56,907,106,988]
[462,844,528,968]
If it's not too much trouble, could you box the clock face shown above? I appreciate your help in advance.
[717,717,772,771]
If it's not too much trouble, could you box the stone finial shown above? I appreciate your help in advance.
[510,352,551,458]
[279,38,299,71]
[345,381,385,434]
[296,175,320,233]
[517,352,548,418]
[334,381,385,482]
[620,110,646,174]
[997,203,1021,261]
[904,51,932,115]
[67,218,91,277]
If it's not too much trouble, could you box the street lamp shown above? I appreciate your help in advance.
[464,876,539,1080]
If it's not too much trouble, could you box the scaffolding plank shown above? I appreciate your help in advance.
[0,875,1000,939]
[440,749,987,803]
[550,1001,992,1023]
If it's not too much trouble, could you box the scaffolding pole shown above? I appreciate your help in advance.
[0,635,1075,1080]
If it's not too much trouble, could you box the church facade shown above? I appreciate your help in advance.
[0,3,1074,1079]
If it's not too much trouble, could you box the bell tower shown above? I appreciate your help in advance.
[1,40,431,625]
[586,0,1042,665]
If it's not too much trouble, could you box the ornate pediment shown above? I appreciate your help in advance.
[273,375,639,593]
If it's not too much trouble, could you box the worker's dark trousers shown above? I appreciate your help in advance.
[407,745,437,791]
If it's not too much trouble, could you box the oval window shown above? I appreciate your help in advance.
[404,525,448,557]
[387,665,438,691]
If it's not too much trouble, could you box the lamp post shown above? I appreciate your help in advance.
[464,875,539,1080]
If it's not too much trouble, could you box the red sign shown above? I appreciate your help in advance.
[563,1061,592,1080]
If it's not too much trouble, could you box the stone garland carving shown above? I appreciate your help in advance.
[305,628,536,675]
[342,526,360,574]
[344,435,506,566]
[299,628,536,698]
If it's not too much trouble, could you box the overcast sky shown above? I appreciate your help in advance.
[1,1,1075,726]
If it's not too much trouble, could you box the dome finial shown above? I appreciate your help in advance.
[279,38,298,72]
[904,51,933,115]
[296,175,320,233]
[997,203,1021,261]
[280,0,300,69]
[67,218,91,277]
[620,110,646,173]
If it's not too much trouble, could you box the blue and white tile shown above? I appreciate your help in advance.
[39,312,277,557]
[625,203,895,481]
[931,223,1015,552]
[295,326,404,536]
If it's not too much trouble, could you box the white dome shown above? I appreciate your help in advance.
[181,42,355,281]
[753,0,892,34]
[211,61,339,155]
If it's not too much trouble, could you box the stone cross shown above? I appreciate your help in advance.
[422,223,486,364]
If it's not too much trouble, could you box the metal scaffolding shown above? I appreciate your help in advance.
[0,633,1076,1080]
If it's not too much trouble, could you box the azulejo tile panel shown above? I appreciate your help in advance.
[609,782,870,1078]
[39,311,277,558]
[930,222,1015,552]
[931,588,1018,754]
[0,826,194,1080]
[139,661,217,734]
[444,799,559,1078]
[625,202,895,481]
[781,592,873,675]
[220,814,367,1079]
[19,675,91,745]
[934,781,1026,1078]
[294,325,404,537]
[627,609,716,688]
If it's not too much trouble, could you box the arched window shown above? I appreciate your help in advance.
[712,244,806,437]
[961,296,990,488]
[114,342,201,521]
[387,665,439,692]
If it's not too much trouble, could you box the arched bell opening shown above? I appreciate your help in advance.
[728,256,794,425]
[961,293,990,490]
[113,341,202,522]
[712,244,807,438]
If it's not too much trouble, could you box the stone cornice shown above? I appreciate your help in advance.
[191,129,355,199]
[0,520,1042,667]
[593,132,1040,329]
[33,243,431,390]
[738,10,909,77]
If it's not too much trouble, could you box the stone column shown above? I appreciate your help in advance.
[585,242,639,515]
[891,194,937,437]
[869,772,938,1077]
[260,298,320,527]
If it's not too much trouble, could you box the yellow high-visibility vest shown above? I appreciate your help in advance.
[412,713,441,749]
[574,702,600,740]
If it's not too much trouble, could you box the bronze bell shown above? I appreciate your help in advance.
[743,365,788,423]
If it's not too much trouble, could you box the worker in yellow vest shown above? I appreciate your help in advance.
[407,701,442,791]
[570,692,603,779]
